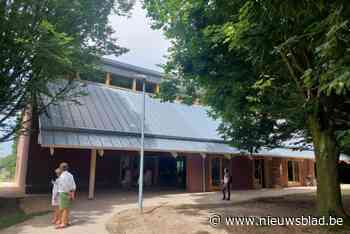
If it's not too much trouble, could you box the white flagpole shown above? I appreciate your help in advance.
[138,78,146,212]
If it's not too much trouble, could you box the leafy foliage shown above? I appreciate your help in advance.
[155,79,179,103]
[144,0,350,152]
[144,0,350,216]
[0,153,16,182]
[0,138,17,182]
[0,0,134,142]
[156,76,201,105]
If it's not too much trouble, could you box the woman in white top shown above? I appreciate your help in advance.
[52,168,62,224]
[56,162,76,229]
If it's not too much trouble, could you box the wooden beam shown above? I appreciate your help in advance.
[175,96,181,103]
[105,72,112,85]
[132,79,137,91]
[156,84,160,94]
[88,149,97,199]
[49,147,54,156]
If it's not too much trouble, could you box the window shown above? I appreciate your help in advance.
[146,82,157,93]
[81,70,105,83]
[136,80,157,93]
[288,161,300,182]
[110,74,133,89]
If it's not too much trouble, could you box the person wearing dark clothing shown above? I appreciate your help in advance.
[222,168,232,201]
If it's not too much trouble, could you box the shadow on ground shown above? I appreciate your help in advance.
[105,187,350,234]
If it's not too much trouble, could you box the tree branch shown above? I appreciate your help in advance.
[280,50,306,98]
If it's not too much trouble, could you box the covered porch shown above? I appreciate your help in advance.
[25,145,236,199]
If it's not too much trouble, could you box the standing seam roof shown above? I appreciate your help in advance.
[39,82,239,154]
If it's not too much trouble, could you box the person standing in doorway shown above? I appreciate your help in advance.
[56,162,76,229]
[222,168,232,201]
[121,167,132,189]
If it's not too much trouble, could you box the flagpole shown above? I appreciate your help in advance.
[138,78,146,212]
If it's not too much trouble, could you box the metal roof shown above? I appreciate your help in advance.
[253,147,350,161]
[39,81,349,160]
[101,58,163,84]
[39,82,239,155]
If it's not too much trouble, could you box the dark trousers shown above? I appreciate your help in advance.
[222,183,230,200]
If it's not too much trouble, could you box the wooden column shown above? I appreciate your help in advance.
[175,96,181,103]
[88,149,97,199]
[156,84,160,94]
[201,153,206,192]
[132,79,137,91]
[105,72,112,85]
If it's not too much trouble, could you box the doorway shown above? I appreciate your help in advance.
[287,160,300,182]
[209,157,223,190]
[158,156,186,188]
[254,159,265,188]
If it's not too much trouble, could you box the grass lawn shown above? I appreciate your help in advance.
[0,210,49,230]
[0,198,49,230]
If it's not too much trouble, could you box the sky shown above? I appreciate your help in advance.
[107,1,170,71]
[0,0,170,158]
[0,141,12,157]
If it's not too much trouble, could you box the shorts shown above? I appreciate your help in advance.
[59,192,71,209]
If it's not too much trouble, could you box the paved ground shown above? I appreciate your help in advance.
[0,187,317,234]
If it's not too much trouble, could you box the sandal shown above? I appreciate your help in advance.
[55,224,67,229]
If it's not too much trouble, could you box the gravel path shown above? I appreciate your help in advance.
[0,187,317,234]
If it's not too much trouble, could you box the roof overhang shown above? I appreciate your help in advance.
[39,129,239,155]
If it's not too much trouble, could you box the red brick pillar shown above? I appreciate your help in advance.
[271,158,285,188]
[186,155,203,192]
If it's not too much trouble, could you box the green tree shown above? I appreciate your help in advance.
[0,139,17,182]
[155,77,200,105]
[144,0,350,217]
[0,0,134,142]
[156,79,179,103]
[0,153,16,182]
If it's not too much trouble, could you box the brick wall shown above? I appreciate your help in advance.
[231,156,254,190]
[263,158,272,188]
[267,157,315,188]
[300,159,315,186]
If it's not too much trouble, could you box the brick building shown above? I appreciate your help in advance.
[13,58,350,198]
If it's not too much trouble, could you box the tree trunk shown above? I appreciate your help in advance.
[308,115,347,217]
